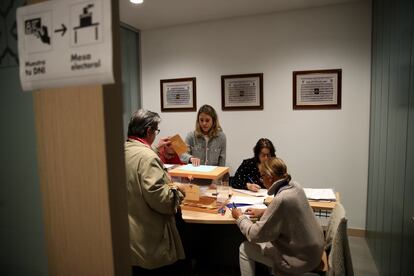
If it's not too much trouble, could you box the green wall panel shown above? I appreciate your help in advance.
[0,67,48,276]
[367,0,414,275]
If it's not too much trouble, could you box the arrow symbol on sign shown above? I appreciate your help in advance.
[54,24,67,36]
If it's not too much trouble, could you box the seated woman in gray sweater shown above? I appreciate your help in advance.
[231,157,324,276]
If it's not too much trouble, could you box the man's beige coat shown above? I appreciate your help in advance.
[125,139,185,269]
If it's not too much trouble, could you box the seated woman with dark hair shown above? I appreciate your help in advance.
[231,157,324,276]
[230,138,276,192]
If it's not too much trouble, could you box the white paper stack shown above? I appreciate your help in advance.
[303,188,336,201]
[239,204,268,212]
[164,164,178,169]
[230,195,265,205]
[233,188,268,197]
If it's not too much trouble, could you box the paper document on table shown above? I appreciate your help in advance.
[230,195,265,205]
[239,204,268,213]
[170,134,188,155]
[303,188,336,201]
[199,186,214,197]
[164,164,178,169]
[233,188,268,197]
[178,164,217,172]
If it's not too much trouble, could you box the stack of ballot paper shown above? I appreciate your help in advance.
[303,188,336,201]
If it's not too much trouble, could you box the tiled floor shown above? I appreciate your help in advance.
[349,236,379,276]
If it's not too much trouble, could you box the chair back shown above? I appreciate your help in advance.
[326,203,354,276]
[325,203,346,251]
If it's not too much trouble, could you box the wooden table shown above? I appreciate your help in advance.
[179,188,339,272]
[181,189,339,224]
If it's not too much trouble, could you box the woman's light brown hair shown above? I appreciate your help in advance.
[194,104,222,137]
[259,157,291,181]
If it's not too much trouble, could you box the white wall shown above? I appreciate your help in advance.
[141,1,371,229]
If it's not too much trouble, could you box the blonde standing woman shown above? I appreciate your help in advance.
[231,157,324,276]
[181,104,226,166]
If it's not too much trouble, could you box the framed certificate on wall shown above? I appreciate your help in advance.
[293,69,342,110]
[221,73,263,111]
[160,77,197,112]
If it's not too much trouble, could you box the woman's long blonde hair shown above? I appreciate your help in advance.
[194,104,222,137]
[259,157,291,182]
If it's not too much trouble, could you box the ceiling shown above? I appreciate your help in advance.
[119,0,362,30]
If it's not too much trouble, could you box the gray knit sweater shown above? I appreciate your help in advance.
[237,179,324,275]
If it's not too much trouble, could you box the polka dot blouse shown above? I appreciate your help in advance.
[230,157,265,189]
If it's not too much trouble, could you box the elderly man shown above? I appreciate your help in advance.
[125,109,186,275]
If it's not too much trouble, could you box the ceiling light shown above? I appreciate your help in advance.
[130,0,143,4]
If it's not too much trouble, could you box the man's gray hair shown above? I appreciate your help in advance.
[127,109,161,138]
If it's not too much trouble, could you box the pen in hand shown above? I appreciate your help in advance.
[247,176,261,192]
[231,202,243,219]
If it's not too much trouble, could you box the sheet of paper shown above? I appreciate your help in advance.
[303,188,336,201]
[239,204,268,213]
[178,164,217,172]
[164,164,178,169]
[170,134,188,155]
[199,186,210,196]
[233,188,268,197]
[230,195,265,205]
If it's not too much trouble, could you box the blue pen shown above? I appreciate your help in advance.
[247,176,255,184]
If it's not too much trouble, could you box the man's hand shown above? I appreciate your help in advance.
[157,137,171,150]
[174,183,186,196]
[246,183,261,192]
[244,208,265,218]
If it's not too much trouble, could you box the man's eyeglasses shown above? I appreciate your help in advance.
[154,129,160,135]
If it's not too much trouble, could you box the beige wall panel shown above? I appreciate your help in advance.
[29,0,130,275]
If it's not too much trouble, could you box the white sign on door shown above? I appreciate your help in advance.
[17,0,114,91]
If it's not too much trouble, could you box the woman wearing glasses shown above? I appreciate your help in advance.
[230,138,276,192]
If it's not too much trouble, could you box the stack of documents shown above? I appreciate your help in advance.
[238,204,267,212]
[233,188,268,197]
[230,195,265,205]
[164,164,179,170]
[303,188,336,201]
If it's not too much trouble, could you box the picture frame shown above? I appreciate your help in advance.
[221,73,263,110]
[293,69,342,110]
[160,77,196,112]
